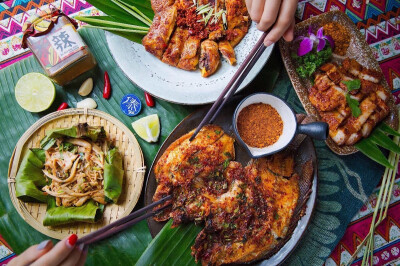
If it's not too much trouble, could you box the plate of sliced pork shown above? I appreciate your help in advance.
[279,11,398,155]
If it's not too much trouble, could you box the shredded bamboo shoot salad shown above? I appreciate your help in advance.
[42,137,109,207]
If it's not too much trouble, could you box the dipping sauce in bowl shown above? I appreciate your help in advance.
[237,103,283,148]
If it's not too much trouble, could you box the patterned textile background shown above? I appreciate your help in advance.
[0,0,399,265]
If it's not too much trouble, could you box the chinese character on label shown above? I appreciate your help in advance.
[48,25,85,60]
[120,94,142,117]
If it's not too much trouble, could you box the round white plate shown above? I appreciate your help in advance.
[105,22,274,105]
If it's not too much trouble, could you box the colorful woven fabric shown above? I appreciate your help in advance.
[0,1,399,265]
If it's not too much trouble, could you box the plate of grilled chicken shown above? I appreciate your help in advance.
[144,99,318,265]
[279,11,398,155]
[106,0,273,105]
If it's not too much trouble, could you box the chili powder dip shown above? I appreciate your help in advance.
[237,103,283,148]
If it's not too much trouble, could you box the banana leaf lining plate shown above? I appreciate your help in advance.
[105,22,274,105]
[279,11,398,155]
[8,108,145,240]
[144,100,318,265]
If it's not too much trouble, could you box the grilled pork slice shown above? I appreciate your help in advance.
[219,40,236,65]
[162,28,188,66]
[199,40,220,77]
[177,37,201,70]
[308,84,346,112]
[142,6,177,59]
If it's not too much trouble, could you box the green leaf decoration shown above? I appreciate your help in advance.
[345,94,361,118]
[77,0,154,44]
[342,79,361,92]
[369,129,400,154]
[15,148,48,203]
[377,122,400,137]
[104,147,124,203]
[355,138,393,169]
[43,198,105,226]
[136,220,201,266]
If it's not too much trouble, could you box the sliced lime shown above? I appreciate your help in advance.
[131,114,160,143]
[15,73,55,112]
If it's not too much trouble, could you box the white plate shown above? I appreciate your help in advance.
[105,22,274,105]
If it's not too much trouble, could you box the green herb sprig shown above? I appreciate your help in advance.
[343,79,362,117]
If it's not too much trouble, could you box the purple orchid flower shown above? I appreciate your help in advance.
[296,26,335,56]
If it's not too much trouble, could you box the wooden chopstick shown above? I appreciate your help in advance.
[189,31,268,141]
[76,195,172,245]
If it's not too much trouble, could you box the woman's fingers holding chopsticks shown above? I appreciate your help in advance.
[8,240,53,266]
[262,0,298,46]
[30,234,87,266]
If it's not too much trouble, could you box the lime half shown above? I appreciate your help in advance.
[131,114,160,143]
[15,73,55,112]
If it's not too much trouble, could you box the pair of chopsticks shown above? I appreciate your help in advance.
[189,32,268,141]
[76,195,172,245]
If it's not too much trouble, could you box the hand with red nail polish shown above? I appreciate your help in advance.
[245,0,298,45]
[8,234,88,266]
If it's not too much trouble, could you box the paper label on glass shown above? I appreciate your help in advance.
[47,25,85,60]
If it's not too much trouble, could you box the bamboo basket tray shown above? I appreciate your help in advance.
[8,109,145,240]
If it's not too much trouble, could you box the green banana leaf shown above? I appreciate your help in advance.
[0,27,279,264]
[15,148,48,203]
[86,0,153,26]
[75,16,148,44]
[40,123,106,149]
[369,129,400,154]
[378,122,400,137]
[136,220,202,266]
[104,147,124,203]
[43,198,104,226]
[355,138,393,169]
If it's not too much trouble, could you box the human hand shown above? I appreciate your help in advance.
[245,0,298,46]
[8,234,87,266]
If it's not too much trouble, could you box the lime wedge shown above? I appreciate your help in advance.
[14,73,55,112]
[131,114,160,143]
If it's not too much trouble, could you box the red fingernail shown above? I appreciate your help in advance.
[67,234,78,247]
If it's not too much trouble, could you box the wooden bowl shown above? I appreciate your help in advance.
[8,109,145,240]
[279,11,399,155]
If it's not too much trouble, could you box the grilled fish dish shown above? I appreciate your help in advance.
[142,0,250,77]
[309,58,391,146]
[153,125,306,265]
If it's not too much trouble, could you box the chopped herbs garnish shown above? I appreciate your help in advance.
[223,159,230,169]
[189,156,200,164]
[274,212,280,220]
[215,130,221,135]
[346,94,362,118]
[342,79,361,92]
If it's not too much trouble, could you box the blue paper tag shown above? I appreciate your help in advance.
[120,94,142,117]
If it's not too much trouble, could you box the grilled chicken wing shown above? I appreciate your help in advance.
[162,28,188,66]
[199,40,220,77]
[142,6,177,59]
[218,40,236,65]
[177,37,201,70]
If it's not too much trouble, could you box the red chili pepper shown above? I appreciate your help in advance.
[57,102,68,111]
[144,92,155,107]
[103,71,111,99]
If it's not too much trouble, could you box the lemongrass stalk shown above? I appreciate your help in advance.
[347,126,400,266]
[83,25,148,33]
[111,0,151,27]
[117,0,153,24]
[75,16,149,30]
